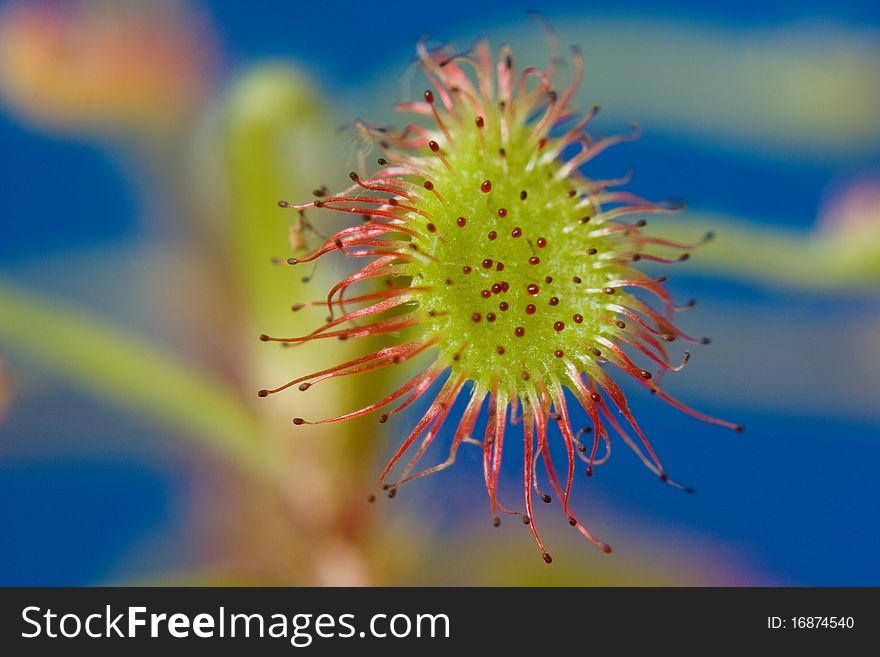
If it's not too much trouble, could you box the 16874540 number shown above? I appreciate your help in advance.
[768,616,855,630]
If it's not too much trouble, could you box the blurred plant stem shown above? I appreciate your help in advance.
[216,65,386,584]
[654,213,880,291]
[0,277,268,474]
[220,66,331,328]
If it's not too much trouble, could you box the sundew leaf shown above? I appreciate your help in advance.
[0,278,268,474]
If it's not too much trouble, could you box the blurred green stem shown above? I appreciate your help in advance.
[0,278,269,474]
[658,213,880,291]
[221,65,333,328]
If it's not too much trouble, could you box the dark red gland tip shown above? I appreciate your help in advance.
[428,140,440,152]
[481,180,492,193]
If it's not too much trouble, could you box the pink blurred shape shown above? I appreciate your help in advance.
[0,1,218,133]
[819,173,880,238]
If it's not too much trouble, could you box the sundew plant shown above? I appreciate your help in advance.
[260,32,745,563]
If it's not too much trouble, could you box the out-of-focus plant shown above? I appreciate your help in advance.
[0,0,216,133]
[654,208,880,292]
[0,63,384,584]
